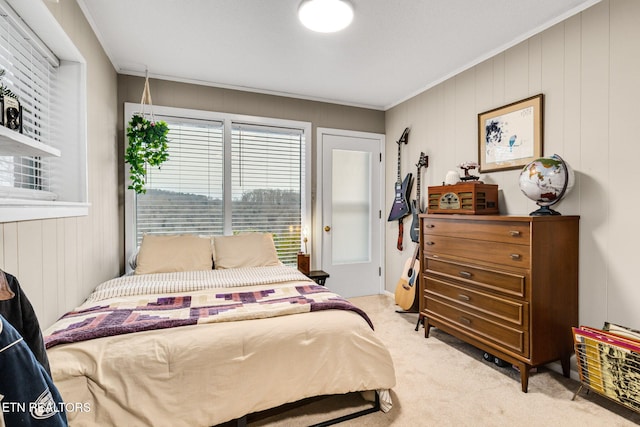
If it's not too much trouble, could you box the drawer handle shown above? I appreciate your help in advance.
[510,253,521,260]
[425,224,435,228]
[510,230,521,237]
[458,294,470,301]
[459,317,471,325]
[458,271,472,279]
[425,241,435,246]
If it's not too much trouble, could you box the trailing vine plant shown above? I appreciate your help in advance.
[125,114,169,194]
[125,71,170,194]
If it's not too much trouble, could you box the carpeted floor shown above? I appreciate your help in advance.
[238,294,640,426]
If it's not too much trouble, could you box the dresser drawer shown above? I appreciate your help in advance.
[426,257,526,299]
[423,234,531,269]
[425,276,528,328]
[423,218,530,245]
[425,298,528,355]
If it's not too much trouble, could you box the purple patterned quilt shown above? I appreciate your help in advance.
[44,283,372,349]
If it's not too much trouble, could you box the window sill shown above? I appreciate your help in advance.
[0,200,89,223]
[0,126,61,157]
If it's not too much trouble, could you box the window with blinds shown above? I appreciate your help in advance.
[129,107,309,267]
[0,0,57,199]
[135,117,225,244]
[231,124,303,265]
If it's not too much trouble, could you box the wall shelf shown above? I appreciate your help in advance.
[0,126,61,157]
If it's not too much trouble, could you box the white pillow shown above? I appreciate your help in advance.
[213,233,280,269]
[135,234,213,275]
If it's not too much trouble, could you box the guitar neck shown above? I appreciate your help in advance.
[415,154,428,201]
[396,143,401,183]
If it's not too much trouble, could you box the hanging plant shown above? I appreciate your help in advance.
[125,115,169,193]
[125,72,170,194]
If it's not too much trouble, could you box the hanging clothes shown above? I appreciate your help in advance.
[0,270,51,375]
[0,315,67,426]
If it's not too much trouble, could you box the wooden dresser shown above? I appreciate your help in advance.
[419,214,579,392]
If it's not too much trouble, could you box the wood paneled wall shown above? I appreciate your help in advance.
[385,0,640,329]
[0,0,120,329]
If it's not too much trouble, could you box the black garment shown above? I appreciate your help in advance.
[0,271,51,375]
[0,315,67,426]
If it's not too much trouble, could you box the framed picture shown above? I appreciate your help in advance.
[478,94,543,172]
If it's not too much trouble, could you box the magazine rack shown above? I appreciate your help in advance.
[572,326,640,414]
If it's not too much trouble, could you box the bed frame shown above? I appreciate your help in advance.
[232,392,381,426]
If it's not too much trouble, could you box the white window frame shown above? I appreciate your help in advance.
[124,103,312,268]
[0,0,88,223]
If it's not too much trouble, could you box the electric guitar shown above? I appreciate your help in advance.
[387,127,413,250]
[388,127,411,222]
[394,242,421,311]
[409,152,429,243]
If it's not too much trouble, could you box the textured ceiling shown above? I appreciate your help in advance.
[78,0,600,110]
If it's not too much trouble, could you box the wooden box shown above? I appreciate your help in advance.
[427,183,498,215]
[297,253,310,275]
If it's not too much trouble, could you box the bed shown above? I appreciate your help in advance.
[43,233,396,426]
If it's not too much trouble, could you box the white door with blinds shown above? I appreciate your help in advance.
[124,104,311,270]
[317,128,385,298]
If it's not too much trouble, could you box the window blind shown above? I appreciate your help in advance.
[0,0,56,198]
[135,116,224,246]
[130,112,307,267]
[231,123,303,265]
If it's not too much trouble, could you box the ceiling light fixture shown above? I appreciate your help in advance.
[298,0,354,33]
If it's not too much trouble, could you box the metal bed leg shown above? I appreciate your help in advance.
[308,392,381,427]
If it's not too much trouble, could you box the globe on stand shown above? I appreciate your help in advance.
[518,154,574,216]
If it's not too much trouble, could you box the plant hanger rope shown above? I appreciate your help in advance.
[139,69,156,120]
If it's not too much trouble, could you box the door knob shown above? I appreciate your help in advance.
[324,225,331,232]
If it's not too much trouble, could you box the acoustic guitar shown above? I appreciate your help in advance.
[387,127,412,251]
[394,243,420,311]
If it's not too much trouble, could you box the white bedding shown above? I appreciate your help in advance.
[85,265,306,302]
[45,267,396,426]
